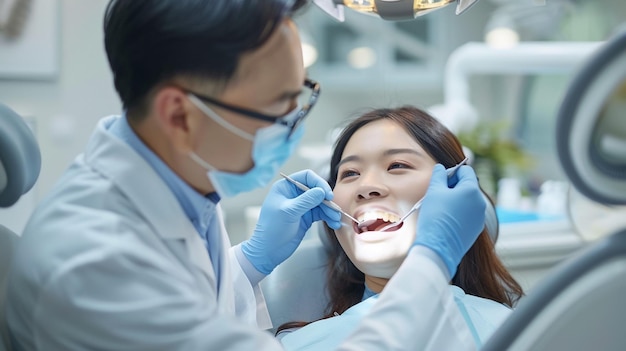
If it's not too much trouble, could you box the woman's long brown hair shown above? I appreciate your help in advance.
[277,106,524,334]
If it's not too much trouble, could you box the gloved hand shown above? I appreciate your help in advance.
[241,170,342,275]
[413,164,486,278]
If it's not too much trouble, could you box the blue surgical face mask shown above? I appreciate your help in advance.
[187,94,305,198]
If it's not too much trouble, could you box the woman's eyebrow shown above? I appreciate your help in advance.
[337,148,423,169]
[337,155,360,169]
[384,148,424,157]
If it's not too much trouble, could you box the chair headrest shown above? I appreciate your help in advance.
[0,103,41,208]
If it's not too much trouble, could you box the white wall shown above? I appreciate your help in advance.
[0,0,120,232]
[0,0,120,193]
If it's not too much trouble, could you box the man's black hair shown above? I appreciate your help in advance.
[104,0,308,120]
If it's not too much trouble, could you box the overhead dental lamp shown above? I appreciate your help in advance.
[313,0,480,21]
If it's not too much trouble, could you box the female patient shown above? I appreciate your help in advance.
[278,106,524,350]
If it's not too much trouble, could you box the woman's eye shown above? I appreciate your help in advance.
[388,162,410,170]
[339,169,359,179]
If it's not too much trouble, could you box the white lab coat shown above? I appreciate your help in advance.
[6,116,277,350]
[6,116,476,350]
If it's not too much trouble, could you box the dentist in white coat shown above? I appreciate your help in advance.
[5,1,487,350]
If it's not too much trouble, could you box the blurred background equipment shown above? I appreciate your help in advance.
[555,26,626,242]
[0,0,32,40]
[313,0,480,21]
[483,27,626,351]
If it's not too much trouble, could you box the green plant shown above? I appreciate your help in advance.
[457,120,534,196]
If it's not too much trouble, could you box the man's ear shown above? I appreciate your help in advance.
[152,86,197,152]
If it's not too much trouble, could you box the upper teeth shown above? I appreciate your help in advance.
[357,210,400,223]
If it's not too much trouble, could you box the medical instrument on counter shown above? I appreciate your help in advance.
[279,172,360,224]
[313,0,480,22]
[372,157,469,232]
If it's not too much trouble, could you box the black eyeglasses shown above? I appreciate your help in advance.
[189,78,320,140]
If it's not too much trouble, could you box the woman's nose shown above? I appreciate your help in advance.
[356,175,388,200]
[358,188,383,200]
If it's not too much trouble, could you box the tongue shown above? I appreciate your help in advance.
[366,219,396,232]
[357,219,377,230]
[357,218,401,233]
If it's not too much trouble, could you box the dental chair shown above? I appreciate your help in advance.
[482,29,626,351]
[0,103,42,351]
[261,223,331,333]
[261,193,499,334]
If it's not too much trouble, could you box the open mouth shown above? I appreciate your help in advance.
[354,211,402,234]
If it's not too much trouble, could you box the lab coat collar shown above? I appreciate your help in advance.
[83,116,223,288]
[108,114,221,237]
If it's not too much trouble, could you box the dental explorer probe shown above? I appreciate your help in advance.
[279,172,360,224]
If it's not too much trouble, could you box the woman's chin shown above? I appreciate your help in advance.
[355,259,403,279]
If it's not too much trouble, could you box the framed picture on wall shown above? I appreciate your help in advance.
[0,0,59,80]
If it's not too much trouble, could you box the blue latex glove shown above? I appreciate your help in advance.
[413,164,486,278]
[242,170,342,275]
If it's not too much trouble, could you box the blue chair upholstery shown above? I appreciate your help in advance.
[0,104,41,208]
[0,103,41,351]
[261,224,330,333]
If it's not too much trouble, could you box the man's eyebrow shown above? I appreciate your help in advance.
[274,88,303,103]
